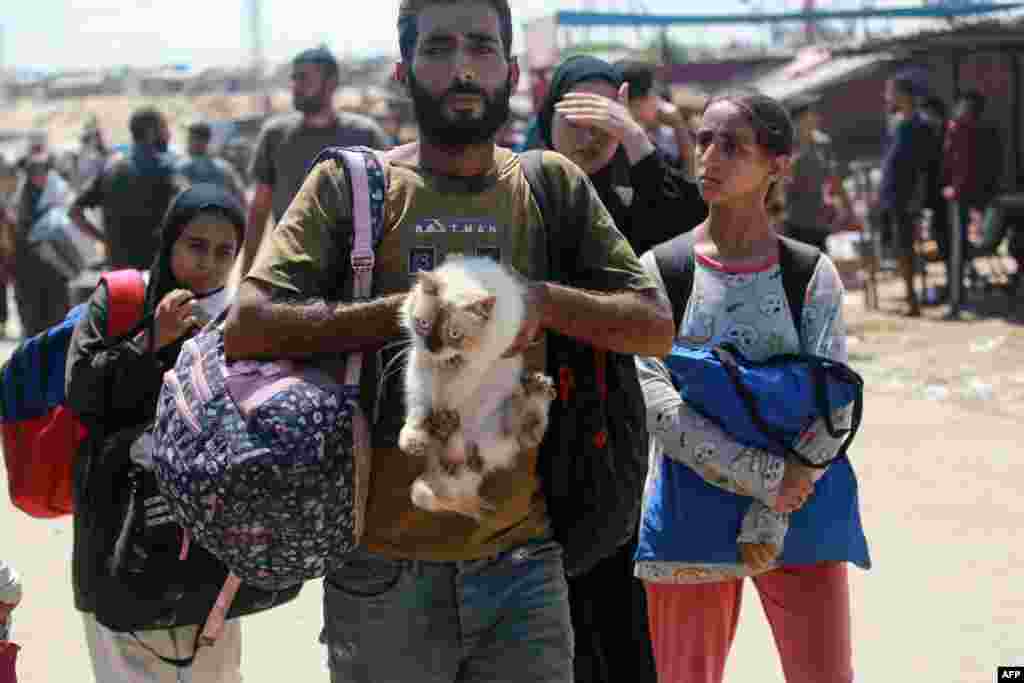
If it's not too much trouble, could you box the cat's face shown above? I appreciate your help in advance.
[407,271,496,366]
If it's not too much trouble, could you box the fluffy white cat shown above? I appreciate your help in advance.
[398,256,555,521]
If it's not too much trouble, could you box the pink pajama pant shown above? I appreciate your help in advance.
[644,562,853,683]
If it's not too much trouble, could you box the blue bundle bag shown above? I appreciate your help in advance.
[663,342,864,467]
[638,342,870,568]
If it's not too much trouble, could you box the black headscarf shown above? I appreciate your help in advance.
[145,183,245,316]
[535,55,623,150]
[532,55,633,230]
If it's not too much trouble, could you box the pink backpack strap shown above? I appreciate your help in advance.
[335,149,377,389]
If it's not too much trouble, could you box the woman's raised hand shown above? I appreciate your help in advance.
[554,82,643,143]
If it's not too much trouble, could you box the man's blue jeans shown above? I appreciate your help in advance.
[321,538,574,683]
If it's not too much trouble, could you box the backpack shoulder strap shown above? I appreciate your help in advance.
[777,235,821,351]
[519,150,562,281]
[310,145,387,248]
[519,149,586,284]
[100,269,146,337]
[652,230,699,332]
[519,150,549,217]
[311,146,383,389]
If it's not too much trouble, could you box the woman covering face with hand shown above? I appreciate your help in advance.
[530,54,707,683]
[533,55,706,258]
[64,184,295,682]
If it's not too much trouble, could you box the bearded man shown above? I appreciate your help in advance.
[224,1,673,680]
[244,47,390,271]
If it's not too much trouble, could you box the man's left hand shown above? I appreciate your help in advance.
[502,281,547,358]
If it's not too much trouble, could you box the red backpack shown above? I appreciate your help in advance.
[1,270,146,518]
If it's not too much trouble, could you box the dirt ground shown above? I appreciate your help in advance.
[845,261,1024,421]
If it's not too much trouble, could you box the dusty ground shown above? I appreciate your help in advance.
[846,264,1024,420]
[2,261,1023,682]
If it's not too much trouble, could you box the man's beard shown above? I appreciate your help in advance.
[294,89,329,115]
[408,71,511,148]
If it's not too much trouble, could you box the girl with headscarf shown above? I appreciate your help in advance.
[64,184,273,682]
[533,54,707,258]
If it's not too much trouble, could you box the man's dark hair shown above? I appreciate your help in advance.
[958,89,986,117]
[614,60,657,99]
[889,70,928,100]
[293,46,339,81]
[923,95,948,121]
[704,90,795,156]
[129,107,164,144]
[187,121,212,140]
[397,0,513,62]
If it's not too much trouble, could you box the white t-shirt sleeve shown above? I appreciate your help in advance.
[802,254,848,362]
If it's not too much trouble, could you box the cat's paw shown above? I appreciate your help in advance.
[518,410,549,449]
[399,424,436,458]
[409,472,494,523]
[738,542,780,572]
[522,372,557,400]
[410,477,443,513]
[427,409,461,442]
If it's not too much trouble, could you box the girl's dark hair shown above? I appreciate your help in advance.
[703,90,795,157]
[398,0,513,62]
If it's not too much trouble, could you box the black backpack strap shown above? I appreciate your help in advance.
[520,150,566,283]
[653,232,820,343]
[129,627,205,669]
[520,149,599,286]
[652,230,699,332]
[776,235,821,351]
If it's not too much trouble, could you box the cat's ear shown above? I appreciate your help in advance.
[416,270,441,296]
[471,296,497,319]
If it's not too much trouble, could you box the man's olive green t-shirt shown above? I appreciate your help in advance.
[246,147,653,561]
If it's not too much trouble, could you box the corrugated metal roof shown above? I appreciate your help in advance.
[751,52,894,103]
